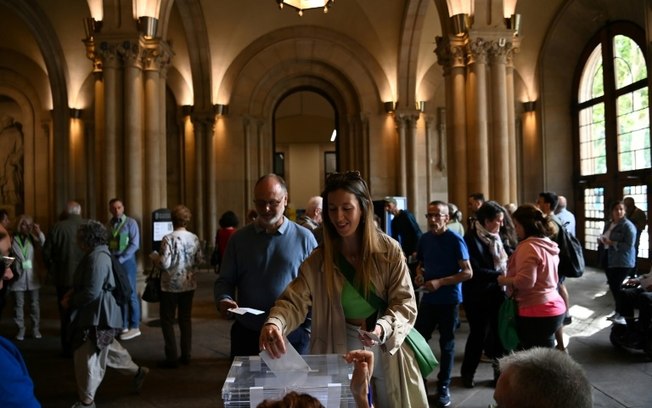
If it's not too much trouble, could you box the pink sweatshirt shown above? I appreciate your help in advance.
[507,236,563,310]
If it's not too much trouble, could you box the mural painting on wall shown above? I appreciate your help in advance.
[0,115,24,217]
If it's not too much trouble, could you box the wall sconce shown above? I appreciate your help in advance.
[181,105,193,117]
[383,101,397,114]
[505,14,521,35]
[137,16,158,39]
[214,104,229,116]
[70,108,83,119]
[522,101,536,112]
[451,13,470,37]
[417,101,426,113]
[83,17,102,40]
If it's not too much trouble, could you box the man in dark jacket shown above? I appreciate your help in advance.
[43,201,86,357]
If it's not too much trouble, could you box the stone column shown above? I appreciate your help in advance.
[436,36,468,208]
[143,45,161,229]
[121,40,144,232]
[397,111,420,209]
[395,115,407,197]
[97,42,121,202]
[243,116,254,207]
[506,48,518,203]
[159,52,170,207]
[424,114,435,201]
[489,41,511,204]
[466,38,490,197]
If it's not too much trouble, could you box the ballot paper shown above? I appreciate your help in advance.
[259,337,311,386]
[357,328,381,343]
[227,307,264,315]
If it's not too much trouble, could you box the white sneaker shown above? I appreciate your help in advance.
[33,329,42,339]
[121,328,141,340]
[16,328,25,341]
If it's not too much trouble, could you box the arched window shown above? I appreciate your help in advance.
[575,23,650,267]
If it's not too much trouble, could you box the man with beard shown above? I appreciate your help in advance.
[214,174,317,358]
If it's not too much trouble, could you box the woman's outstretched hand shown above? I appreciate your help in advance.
[259,323,286,358]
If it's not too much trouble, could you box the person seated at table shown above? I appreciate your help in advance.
[618,272,652,346]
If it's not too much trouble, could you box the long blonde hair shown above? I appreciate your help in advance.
[320,171,382,298]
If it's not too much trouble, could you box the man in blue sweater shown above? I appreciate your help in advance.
[214,174,317,358]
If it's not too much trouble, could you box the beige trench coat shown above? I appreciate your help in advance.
[267,233,428,407]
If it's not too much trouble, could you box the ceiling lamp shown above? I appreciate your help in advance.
[277,0,334,17]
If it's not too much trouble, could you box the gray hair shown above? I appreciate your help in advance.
[498,347,592,408]
[66,201,82,215]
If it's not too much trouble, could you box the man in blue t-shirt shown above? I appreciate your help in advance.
[415,200,473,408]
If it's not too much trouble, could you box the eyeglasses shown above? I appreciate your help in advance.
[425,213,447,219]
[253,199,284,209]
[1,256,15,269]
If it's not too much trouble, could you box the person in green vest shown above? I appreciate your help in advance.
[107,198,141,341]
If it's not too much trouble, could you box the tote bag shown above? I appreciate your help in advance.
[498,296,519,351]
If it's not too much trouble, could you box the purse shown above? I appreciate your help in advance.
[142,268,161,303]
[498,295,519,351]
[338,255,438,378]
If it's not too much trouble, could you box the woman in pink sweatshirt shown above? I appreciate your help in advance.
[497,204,566,349]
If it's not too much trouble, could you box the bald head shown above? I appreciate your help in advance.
[66,201,81,215]
[557,196,567,209]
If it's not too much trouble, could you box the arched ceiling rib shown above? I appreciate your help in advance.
[218,26,390,111]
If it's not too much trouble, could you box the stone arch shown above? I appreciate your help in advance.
[219,26,390,113]
[397,0,431,106]
[169,0,212,110]
[0,0,70,212]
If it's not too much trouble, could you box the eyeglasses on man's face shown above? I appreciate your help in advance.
[253,199,284,209]
[1,256,15,269]
[425,213,447,219]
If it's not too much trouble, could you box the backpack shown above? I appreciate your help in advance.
[105,251,132,306]
[555,221,585,278]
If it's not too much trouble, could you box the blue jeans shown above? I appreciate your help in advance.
[121,257,140,329]
[414,302,458,388]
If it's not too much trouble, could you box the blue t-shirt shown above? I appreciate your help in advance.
[417,229,469,305]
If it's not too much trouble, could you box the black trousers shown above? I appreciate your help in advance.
[461,291,505,379]
[56,285,73,356]
[160,290,195,362]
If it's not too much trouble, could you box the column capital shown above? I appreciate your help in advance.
[142,39,174,72]
[97,40,122,68]
[468,38,489,65]
[120,40,144,69]
[396,110,421,126]
[435,36,467,71]
[83,39,103,72]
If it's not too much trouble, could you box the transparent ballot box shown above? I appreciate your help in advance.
[221,354,356,407]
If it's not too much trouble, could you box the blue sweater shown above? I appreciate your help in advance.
[214,217,317,330]
[0,335,40,407]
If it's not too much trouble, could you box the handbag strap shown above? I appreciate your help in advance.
[337,254,386,311]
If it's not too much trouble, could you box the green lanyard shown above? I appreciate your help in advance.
[112,217,127,237]
[15,235,30,259]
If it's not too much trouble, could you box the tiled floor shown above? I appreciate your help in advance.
[2,266,651,407]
